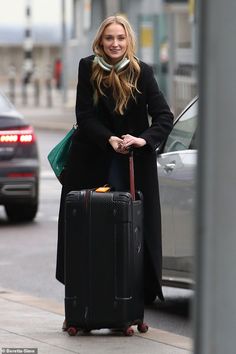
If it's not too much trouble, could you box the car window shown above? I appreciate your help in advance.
[164,100,198,153]
[0,93,13,112]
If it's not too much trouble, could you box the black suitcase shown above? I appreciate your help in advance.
[64,152,148,336]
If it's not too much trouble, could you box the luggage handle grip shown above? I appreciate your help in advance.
[129,148,136,201]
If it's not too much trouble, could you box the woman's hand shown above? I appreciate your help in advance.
[121,134,147,149]
[108,136,129,154]
[109,134,147,154]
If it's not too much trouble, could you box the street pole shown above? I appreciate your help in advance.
[167,12,175,110]
[22,0,34,104]
[194,0,236,353]
[61,0,68,104]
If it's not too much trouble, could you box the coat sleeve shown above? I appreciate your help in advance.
[75,58,113,150]
[139,65,174,151]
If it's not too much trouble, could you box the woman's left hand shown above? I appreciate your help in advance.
[121,134,147,149]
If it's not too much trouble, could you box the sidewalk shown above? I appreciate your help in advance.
[19,105,75,132]
[12,87,76,132]
[0,288,192,354]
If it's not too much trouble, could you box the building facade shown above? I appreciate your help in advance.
[0,0,197,113]
[67,0,197,114]
[0,25,61,92]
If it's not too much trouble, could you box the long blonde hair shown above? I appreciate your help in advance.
[91,15,141,115]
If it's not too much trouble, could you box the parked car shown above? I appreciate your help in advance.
[157,97,198,288]
[0,91,39,222]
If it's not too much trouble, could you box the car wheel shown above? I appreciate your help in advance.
[5,203,38,222]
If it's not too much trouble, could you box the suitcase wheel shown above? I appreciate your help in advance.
[124,326,134,336]
[137,322,149,333]
[67,326,78,336]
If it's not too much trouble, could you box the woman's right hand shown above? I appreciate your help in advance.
[108,136,129,154]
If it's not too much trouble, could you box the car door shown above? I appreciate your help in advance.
[157,99,198,276]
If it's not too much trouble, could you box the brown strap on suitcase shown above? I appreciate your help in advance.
[129,150,136,201]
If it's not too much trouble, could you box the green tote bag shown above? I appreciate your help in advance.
[47,124,77,183]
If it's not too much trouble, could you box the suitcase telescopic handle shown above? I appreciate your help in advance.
[129,149,136,201]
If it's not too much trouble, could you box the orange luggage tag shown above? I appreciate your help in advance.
[95,185,111,193]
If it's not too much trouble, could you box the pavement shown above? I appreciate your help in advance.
[13,87,76,132]
[0,287,192,354]
[0,87,193,354]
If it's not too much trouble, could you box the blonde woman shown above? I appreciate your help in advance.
[56,15,174,321]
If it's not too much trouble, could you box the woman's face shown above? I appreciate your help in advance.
[100,23,128,63]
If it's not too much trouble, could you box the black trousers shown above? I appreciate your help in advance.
[107,153,129,191]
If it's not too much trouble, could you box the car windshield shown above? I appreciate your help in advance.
[164,100,198,153]
[0,93,14,112]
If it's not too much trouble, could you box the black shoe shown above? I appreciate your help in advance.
[62,319,67,331]
[144,291,157,305]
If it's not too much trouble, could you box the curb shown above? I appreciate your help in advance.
[0,287,192,351]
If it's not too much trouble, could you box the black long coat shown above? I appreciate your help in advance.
[56,55,174,301]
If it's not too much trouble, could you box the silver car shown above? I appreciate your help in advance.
[0,91,40,222]
[157,97,198,288]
